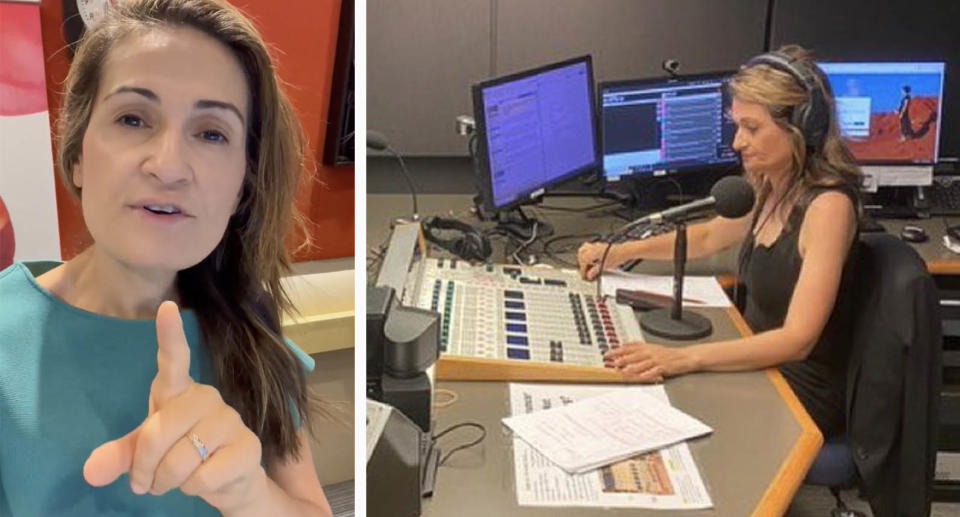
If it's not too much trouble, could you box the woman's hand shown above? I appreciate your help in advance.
[83,301,267,513]
[604,342,700,382]
[577,242,628,280]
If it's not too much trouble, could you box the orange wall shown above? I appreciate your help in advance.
[38,0,354,262]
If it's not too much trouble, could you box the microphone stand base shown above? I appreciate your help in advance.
[640,308,712,341]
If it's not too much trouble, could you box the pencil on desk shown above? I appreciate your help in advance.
[621,288,708,305]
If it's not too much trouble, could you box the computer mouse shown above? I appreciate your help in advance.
[900,225,929,243]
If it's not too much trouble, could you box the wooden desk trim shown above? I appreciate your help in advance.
[436,355,626,382]
[928,259,960,275]
[724,307,824,517]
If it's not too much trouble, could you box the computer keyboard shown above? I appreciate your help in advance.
[931,177,960,216]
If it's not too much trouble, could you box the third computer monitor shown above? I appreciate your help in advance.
[818,61,946,165]
[600,72,739,182]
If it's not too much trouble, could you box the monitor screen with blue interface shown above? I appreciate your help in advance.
[819,62,945,164]
[475,56,598,210]
[600,73,738,181]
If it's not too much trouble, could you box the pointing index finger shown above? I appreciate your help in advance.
[154,300,192,402]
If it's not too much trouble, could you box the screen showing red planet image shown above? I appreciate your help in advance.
[819,62,945,164]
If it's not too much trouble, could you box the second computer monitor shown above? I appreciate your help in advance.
[600,73,739,181]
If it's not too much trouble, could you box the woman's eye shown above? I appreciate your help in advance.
[116,114,146,128]
[198,130,228,144]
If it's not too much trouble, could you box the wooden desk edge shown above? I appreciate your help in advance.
[928,259,960,275]
[724,307,824,517]
[436,355,627,382]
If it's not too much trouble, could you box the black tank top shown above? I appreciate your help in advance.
[737,185,859,424]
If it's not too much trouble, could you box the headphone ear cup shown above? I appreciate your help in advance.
[479,234,492,260]
[421,217,491,262]
[469,232,492,261]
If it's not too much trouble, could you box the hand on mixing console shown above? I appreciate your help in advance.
[577,242,628,280]
[604,342,698,383]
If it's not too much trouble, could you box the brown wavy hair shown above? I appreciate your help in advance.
[57,0,314,466]
[729,45,863,223]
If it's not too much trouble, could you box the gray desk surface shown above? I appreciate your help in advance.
[368,194,826,516]
[424,308,817,517]
[873,217,960,275]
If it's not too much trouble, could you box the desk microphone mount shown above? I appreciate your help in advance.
[606,175,756,340]
[639,221,713,340]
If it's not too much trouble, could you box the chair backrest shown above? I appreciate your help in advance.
[846,233,943,517]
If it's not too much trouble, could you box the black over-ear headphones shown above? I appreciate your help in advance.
[421,217,492,262]
[743,51,830,150]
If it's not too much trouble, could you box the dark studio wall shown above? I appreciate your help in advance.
[368,0,768,157]
[369,0,959,168]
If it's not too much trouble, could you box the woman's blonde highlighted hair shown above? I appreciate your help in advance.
[729,45,863,220]
[57,0,315,466]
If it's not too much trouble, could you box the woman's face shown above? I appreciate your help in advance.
[75,26,250,273]
[730,98,794,179]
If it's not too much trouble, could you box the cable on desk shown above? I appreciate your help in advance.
[541,233,602,268]
[367,244,388,276]
[536,200,622,213]
[511,221,540,265]
[433,388,459,409]
[434,422,487,466]
[366,233,394,277]
[594,220,665,298]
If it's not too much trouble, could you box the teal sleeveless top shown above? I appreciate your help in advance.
[0,261,314,516]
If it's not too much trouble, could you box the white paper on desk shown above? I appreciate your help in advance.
[508,384,712,509]
[601,271,733,307]
[503,389,712,474]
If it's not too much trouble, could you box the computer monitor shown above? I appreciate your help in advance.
[600,72,739,182]
[819,61,946,165]
[472,55,599,213]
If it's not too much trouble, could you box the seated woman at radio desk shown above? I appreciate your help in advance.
[578,45,862,438]
[0,1,332,515]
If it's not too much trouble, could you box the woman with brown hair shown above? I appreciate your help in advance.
[0,0,331,515]
[578,45,863,438]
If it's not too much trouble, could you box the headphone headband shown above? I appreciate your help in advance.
[743,51,830,150]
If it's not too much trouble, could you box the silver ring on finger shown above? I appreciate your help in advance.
[188,433,209,462]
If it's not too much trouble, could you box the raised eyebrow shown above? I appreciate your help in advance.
[103,85,158,103]
[101,86,244,125]
[195,100,245,126]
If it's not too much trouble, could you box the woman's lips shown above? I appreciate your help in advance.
[131,206,191,224]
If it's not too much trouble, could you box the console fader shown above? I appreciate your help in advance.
[408,258,643,368]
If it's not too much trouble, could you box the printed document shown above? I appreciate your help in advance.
[508,384,713,509]
[503,387,712,474]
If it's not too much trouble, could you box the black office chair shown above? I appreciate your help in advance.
[803,233,943,517]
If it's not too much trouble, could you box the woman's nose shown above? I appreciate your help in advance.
[141,128,191,185]
[732,129,747,153]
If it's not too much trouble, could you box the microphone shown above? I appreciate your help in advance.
[622,175,755,233]
[368,130,419,220]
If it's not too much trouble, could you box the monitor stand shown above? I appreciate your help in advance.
[495,206,554,241]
